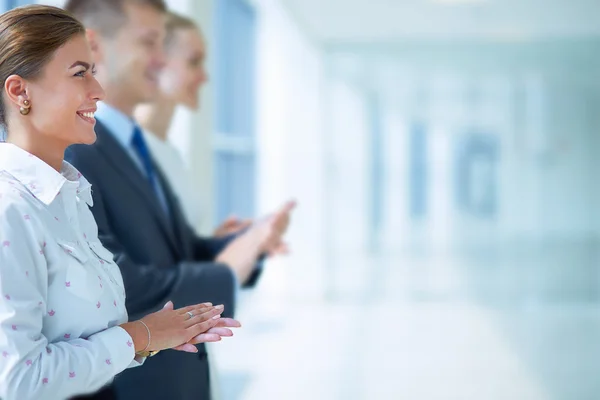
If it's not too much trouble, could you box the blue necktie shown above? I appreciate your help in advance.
[130,125,161,202]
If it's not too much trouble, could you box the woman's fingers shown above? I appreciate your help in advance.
[188,313,222,336]
[172,343,199,353]
[175,304,222,326]
[193,304,223,317]
[237,219,253,231]
[268,242,290,257]
[180,306,214,321]
[184,305,223,326]
[205,327,234,337]
[139,302,229,352]
[187,333,223,345]
[162,300,175,310]
[182,308,222,334]
[214,318,241,328]
[176,303,213,316]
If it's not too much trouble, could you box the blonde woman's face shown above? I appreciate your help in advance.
[159,28,208,110]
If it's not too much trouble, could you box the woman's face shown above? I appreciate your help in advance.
[159,28,208,110]
[14,34,105,147]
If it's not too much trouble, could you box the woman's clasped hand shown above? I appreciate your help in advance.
[122,302,242,354]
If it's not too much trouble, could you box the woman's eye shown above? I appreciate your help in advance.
[74,70,86,77]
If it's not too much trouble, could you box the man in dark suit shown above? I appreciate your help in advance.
[63,1,293,399]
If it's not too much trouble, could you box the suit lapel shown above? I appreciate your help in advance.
[93,121,182,258]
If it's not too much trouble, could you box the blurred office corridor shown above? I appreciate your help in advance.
[214,246,600,399]
[206,0,600,399]
[24,0,600,398]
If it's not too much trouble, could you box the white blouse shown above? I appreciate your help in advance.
[0,143,140,400]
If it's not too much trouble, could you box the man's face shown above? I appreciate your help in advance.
[97,3,166,105]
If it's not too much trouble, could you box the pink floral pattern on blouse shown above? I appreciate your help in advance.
[0,144,143,399]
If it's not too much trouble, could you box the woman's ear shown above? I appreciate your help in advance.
[4,75,29,109]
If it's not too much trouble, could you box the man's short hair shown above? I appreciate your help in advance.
[64,0,167,38]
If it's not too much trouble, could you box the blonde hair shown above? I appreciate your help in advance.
[164,11,200,50]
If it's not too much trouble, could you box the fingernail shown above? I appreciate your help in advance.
[212,314,221,320]
[203,302,213,306]
[215,304,224,309]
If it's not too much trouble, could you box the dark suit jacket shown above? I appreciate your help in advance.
[65,120,261,400]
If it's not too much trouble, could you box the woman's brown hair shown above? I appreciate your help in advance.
[0,5,85,130]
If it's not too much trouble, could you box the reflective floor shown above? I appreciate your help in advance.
[212,240,600,400]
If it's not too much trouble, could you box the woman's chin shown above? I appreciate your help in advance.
[74,129,97,146]
[183,97,199,111]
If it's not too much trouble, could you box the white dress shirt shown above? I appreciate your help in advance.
[0,143,141,400]
[143,129,204,233]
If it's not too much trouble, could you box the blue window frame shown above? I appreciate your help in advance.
[213,0,257,222]
[409,122,428,219]
[368,93,384,249]
[454,132,499,217]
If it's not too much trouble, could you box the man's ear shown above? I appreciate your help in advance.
[86,28,104,64]
[4,75,29,110]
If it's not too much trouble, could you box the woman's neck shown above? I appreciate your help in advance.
[6,123,65,172]
[135,96,177,142]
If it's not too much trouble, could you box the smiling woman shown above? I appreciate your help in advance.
[0,4,102,169]
[0,5,238,400]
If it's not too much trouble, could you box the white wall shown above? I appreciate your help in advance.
[250,0,326,298]
[36,0,62,6]
[536,80,599,240]
[323,79,370,253]
[329,42,600,250]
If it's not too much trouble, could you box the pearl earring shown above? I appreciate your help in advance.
[20,99,31,115]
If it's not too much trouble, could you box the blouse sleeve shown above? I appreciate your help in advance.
[0,199,136,400]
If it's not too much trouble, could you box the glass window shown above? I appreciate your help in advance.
[213,0,257,222]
